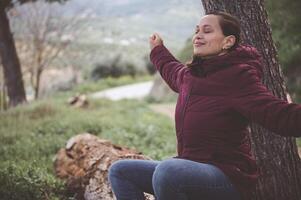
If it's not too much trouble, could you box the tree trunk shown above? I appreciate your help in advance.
[201,1,301,200]
[0,7,26,107]
[34,68,42,99]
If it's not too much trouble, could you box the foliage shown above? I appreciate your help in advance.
[0,95,175,199]
[265,0,301,71]
[91,55,142,80]
[265,0,301,102]
[0,162,69,200]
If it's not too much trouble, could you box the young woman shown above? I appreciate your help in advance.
[108,11,301,200]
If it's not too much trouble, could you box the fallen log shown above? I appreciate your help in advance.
[54,133,155,200]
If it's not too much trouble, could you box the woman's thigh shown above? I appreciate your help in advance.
[109,159,160,195]
[153,158,241,200]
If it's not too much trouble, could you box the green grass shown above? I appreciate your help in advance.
[0,96,175,199]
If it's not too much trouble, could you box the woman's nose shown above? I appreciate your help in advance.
[194,33,203,41]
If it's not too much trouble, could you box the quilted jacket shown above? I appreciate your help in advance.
[150,44,301,199]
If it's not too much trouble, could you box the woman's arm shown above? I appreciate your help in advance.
[149,33,186,93]
[231,65,301,137]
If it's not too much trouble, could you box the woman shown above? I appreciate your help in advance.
[108,11,301,200]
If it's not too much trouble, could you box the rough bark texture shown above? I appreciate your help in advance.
[201,1,301,200]
[54,133,155,200]
[0,7,26,107]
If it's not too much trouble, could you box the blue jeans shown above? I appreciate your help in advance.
[108,158,241,200]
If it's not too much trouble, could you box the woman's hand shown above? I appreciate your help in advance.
[149,33,163,50]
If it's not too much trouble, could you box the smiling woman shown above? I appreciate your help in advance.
[108,11,301,200]
[192,12,239,58]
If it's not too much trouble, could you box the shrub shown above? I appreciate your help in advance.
[91,55,139,80]
[0,162,70,200]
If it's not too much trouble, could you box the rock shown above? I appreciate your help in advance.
[148,73,177,102]
[54,133,155,200]
[68,94,89,108]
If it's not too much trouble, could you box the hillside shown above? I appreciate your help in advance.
[61,0,204,69]
[10,0,204,77]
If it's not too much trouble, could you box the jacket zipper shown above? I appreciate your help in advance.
[179,81,194,155]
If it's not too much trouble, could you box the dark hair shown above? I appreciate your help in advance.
[207,11,241,49]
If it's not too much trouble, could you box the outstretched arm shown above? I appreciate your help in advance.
[231,65,301,137]
[149,33,186,93]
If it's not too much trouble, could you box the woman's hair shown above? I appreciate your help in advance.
[208,11,241,49]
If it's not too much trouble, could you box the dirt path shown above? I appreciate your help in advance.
[90,81,153,101]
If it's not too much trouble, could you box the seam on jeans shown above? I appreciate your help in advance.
[178,183,234,190]
[178,181,235,190]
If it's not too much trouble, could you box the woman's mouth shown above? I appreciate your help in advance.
[194,42,206,47]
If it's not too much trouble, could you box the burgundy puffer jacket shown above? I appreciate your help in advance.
[150,44,301,199]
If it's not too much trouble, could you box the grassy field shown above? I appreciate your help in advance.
[0,79,175,199]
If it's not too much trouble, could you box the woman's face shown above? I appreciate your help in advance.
[192,15,227,58]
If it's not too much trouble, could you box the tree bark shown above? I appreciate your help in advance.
[201,1,301,200]
[34,68,42,99]
[54,133,154,200]
[0,6,26,107]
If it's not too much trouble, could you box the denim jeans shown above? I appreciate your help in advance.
[108,158,241,200]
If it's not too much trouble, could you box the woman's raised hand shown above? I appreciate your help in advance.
[149,33,163,50]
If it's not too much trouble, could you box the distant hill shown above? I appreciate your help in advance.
[16,0,204,72]
[64,0,203,49]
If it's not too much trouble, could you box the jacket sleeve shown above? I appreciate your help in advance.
[150,45,186,93]
[230,65,301,137]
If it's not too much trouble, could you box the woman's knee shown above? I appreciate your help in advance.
[152,159,180,188]
[108,159,130,181]
[109,159,157,180]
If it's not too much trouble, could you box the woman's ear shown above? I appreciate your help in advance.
[222,35,236,50]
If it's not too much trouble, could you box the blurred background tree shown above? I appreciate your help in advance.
[265,0,301,102]
[0,0,68,106]
[10,1,85,99]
